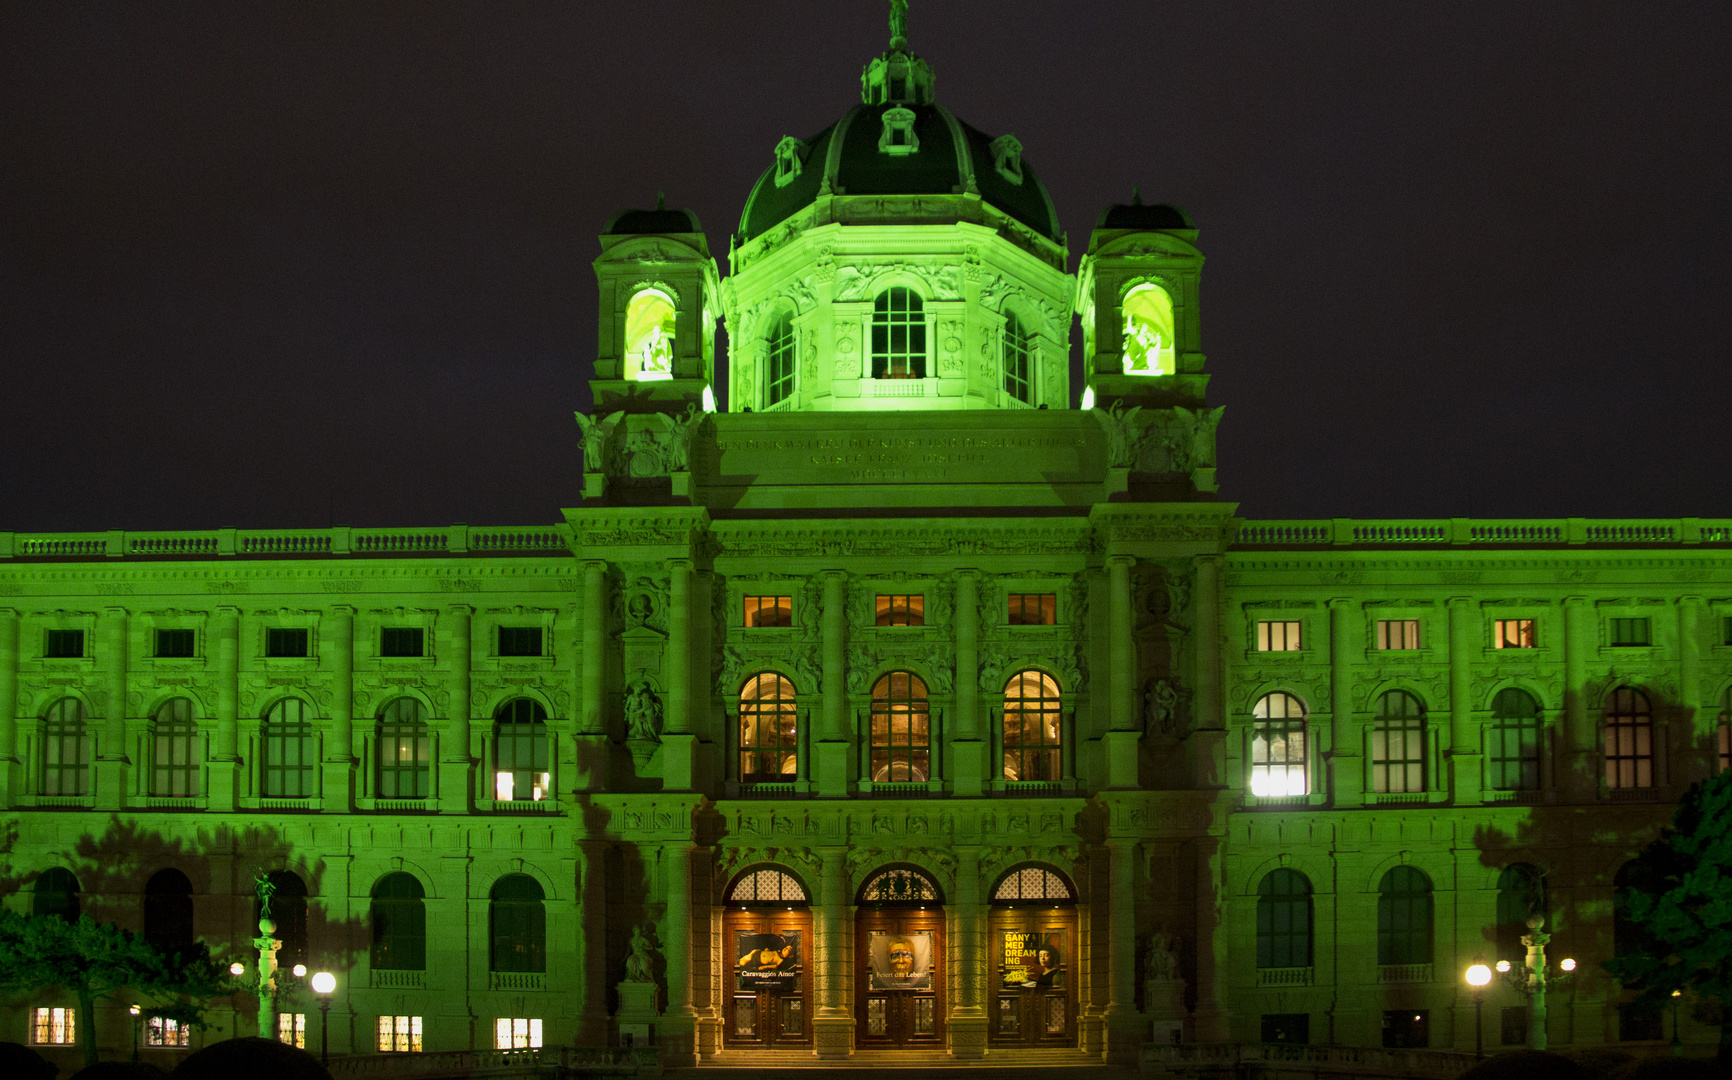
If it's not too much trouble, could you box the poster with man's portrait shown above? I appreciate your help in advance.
[867,931,934,989]
[1000,930,1065,989]
[734,930,801,993]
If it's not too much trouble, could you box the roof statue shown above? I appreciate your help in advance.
[890,0,909,50]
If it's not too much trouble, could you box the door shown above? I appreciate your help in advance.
[855,907,945,1048]
[723,908,812,1049]
[988,907,1076,1046]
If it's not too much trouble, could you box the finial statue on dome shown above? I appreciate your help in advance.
[890,0,909,50]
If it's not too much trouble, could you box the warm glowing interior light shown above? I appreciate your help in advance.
[292,964,307,978]
[1465,963,1492,987]
[1496,960,1511,973]
[495,772,514,801]
[1122,283,1176,376]
[310,971,336,995]
[624,289,676,381]
[1560,958,1576,972]
[1080,386,1095,410]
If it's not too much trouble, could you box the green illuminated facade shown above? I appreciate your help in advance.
[3,8,1730,1071]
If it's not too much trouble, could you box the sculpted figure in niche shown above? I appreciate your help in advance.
[1144,678,1180,737]
[624,924,656,982]
[654,404,705,473]
[1149,929,1181,981]
[625,681,663,742]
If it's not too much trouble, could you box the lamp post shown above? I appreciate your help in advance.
[310,971,336,1066]
[1495,916,1576,1051]
[1669,988,1684,1057]
[129,1004,141,1062]
[1465,960,1492,1057]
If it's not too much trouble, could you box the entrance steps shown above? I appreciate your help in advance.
[684,1047,1129,1073]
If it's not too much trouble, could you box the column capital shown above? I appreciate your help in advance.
[665,557,694,572]
[583,559,608,573]
[1328,597,1354,610]
[329,604,356,618]
[102,605,129,617]
[214,605,242,618]
[1106,553,1136,570]
[446,602,474,616]
[1562,595,1589,608]
[1191,552,1222,569]
[1676,594,1704,607]
[1446,595,1473,609]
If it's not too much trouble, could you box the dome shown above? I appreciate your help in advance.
[606,194,702,236]
[1097,197,1194,231]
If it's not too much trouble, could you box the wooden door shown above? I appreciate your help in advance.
[722,908,812,1049]
[854,908,945,1049]
[987,907,1077,1046]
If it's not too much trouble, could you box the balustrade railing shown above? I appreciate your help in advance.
[1146,1042,1476,1078]
[1231,517,1731,548]
[1,524,572,560]
[326,1046,654,1078]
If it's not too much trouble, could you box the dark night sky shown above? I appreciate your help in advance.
[4,2,1729,532]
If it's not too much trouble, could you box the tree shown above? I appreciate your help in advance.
[1602,770,1732,1065]
[0,909,234,1068]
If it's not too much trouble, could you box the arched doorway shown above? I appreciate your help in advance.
[722,866,813,1050]
[855,865,945,1049]
[987,864,1077,1047]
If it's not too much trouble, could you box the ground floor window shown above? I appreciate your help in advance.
[278,1013,306,1048]
[1261,1013,1309,1044]
[495,1018,542,1049]
[34,1007,75,1044]
[1382,1010,1429,1048]
[146,1016,190,1047]
[377,1015,423,1052]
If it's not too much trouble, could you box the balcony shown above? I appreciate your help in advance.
[369,969,426,990]
[1378,963,1434,984]
[1256,966,1314,988]
[488,972,545,992]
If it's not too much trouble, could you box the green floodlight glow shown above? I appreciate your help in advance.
[1122,282,1175,376]
[624,288,675,381]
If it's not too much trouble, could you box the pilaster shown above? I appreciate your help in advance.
[1102,837,1143,1063]
[659,840,698,1067]
[661,560,695,791]
[951,570,985,796]
[322,605,356,811]
[816,572,851,797]
[1190,555,1226,790]
[575,562,610,790]
[1447,597,1482,804]
[813,844,855,1057]
[949,845,987,1057]
[210,606,241,810]
[575,840,611,1045]
[1106,555,1140,789]
[0,609,19,808]
[1678,596,1709,780]
[94,607,129,810]
[1562,596,1594,799]
[439,605,474,813]
[1327,598,1362,807]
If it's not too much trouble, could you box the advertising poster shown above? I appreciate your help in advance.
[734,930,801,993]
[1000,929,1065,988]
[867,931,934,989]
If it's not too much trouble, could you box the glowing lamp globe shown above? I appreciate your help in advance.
[1561,958,1576,972]
[1496,960,1512,973]
[310,971,336,995]
[1465,963,1492,987]
[291,964,307,978]
[230,962,245,976]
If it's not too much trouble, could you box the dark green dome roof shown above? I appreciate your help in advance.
[1097,200,1193,231]
[606,202,702,236]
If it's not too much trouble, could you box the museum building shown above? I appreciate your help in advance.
[2,7,1730,1072]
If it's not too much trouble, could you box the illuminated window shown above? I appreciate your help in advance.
[40,697,90,796]
[32,868,80,921]
[991,866,1073,903]
[1002,671,1062,782]
[1257,621,1301,652]
[744,595,792,628]
[376,698,431,799]
[1488,689,1542,792]
[146,1016,190,1047]
[258,871,308,969]
[1121,282,1175,376]
[765,312,796,407]
[1008,593,1056,625]
[1002,313,1033,404]
[1495,864,1546,964]
[859,866,940,903]
[870,672,930,782]
[33,1007,76,1044]
[489,875,546,974]
[493,698,549,802]
[1256,869,1313,969]
[1371,691,1426,794]
[371,872,426,971]
[1604,687,1653,789]
[1377,867,1434,966]
[1494,619,1536,649]
[380,627,424,657]
[871,288,925,379]
[624,288,676,381]
[265,628,309,658]
[1249,693,1307,796]
[155,628,195,658]
[144,869,195,956]
[261,699,315,798]
[495,1018,543,1050]
[739,673,798,783]
[278,1013,306,1048]
[726,867,808,905]
[151,698,199,797]
[1609,617,1651,647]
[497,626,542,657]
[45,628,84,658]
[1376,620,1419,650]
[875,594,924,626]
[377,1015,423,1052]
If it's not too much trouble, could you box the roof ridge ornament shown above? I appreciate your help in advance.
[890,0,909,51]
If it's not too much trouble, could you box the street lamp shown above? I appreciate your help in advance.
[1669,988,1684,1057]
[310,971,336,1066]
[1465,959,1492,1057]
[129,1004,141,1062]
[1495,916,1576,1052]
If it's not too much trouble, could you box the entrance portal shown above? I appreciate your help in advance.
[722,867,812,1050]
[854,866,945,1049]
[987,865,1077,1047]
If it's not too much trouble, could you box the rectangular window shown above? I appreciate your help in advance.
[1257,620,1301,652]
[45,629,84,658]
[146,1016,190,1047]
[1008,594,1057,626]
[265,628,309,658]
[33,1007,75,1044]
[379,627,425,657]
[875,595,924,627]
[1260,1013,1310,1044]
[743,596,793,628]
[497,626,543,657]
[495,1018,542,1050]
[1609,617,1651,647]
[1493,619,1536,649]
[1376,620,1420,650]
[154,629,196,658]
[377,1015,423,1053]
[1724,615,1732,646]
[1381,1009,1429,1049]
[278,1013,305,1048]
[1488,715,1542,792]
[1371,716,1426,794]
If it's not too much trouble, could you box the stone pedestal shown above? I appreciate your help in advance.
[1145,977,1186,1045]
[660,733,696,790]
[812,1015,854,1058]
[949,1012,988,1058]
[626,737,660,775]
[615,981,659,1048]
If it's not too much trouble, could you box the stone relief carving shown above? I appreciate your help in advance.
[1095,402,1144,469]
[624,680,662,742]
[1144,677,1181,738]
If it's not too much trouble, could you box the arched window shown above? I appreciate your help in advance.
[1002,671,1061,782]
[1256,869,1313,969]
[261,699,316,798]
[858,866,942,905]
[1377,867,1434,966]
[765,312,796,407]
[1002,313,1033,404]
[258,870,308,970]
[1371,691,1426,794]
[991,866,1075,905]
[489,874,546,973]
[870,672,930,783]
[40,697,89,796]
[377,698,431,800]
[33,868,80,921]
[624,288,676,381]
[144,869,195,956]
[370,872,426,971]
[493,698,549,802]
[1249,693,1307,797]
[871,288,925,379]
[726,867,809,906]
[1613,860,1662,960]
[1495,864,1546,964]
[1488,689,1542,792]
[151,698,199,797]
[739,674,797,784]
[1121,283,1175,376]
[1604,687,1653,789]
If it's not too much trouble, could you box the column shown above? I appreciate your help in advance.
[211,606,241,810]
[440,605,473,813]
[575,562,609,790]
[0,609,19,807]
[93,608,130,810]
[1562,596,1594,798]
[953,571,984,796]
[661,559,695,790]
[324,606,355,810]
[1328,599,1362,807]
[813,844,854,1057]
[816,572,850,796]
[1447,597,1482,804]
[1105,557,1140,788]
[661,841,698,1065]
[575,840,610,1044]
[950,845,987,1056]
[1678,596,1706,780]
[1103,838,1141,1063]
[1191,556,1226,789]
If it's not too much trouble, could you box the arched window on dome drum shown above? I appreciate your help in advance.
[371,872,427,971]
[739,674,797,784]
[1495,863,1545,964]
[33,868,80,921]
[151,698,199,797]
[726,867,809,906]
[489,874,546,973]
[1249,693,1307,797]
[624,288,676,381]
[765,313,796,408]
[376,698,431,799]
[1002,314,1032,405]
[1488,689,1542,792]
[870,672,930,783]
[1371,691,1426,794]
[871,288,925,379]
[261,699,316,798]
[1002,671,1061,782]
[859,867,941,905]
[40,697,89,797]
[1604,687,1653,790]
[1377,866,1433,966]
[144,868,195,956]
[1256,869,1313,969]
[991,866,1074,905]
[258,870,308,970]
[1121,283,1176,376]
[494,698,549,802]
